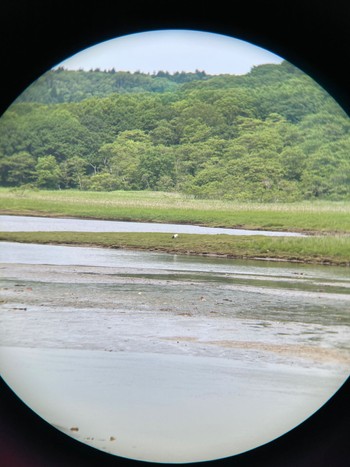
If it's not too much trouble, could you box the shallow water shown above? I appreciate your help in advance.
[0,214,306,236]
[0,346,344,463]
[1,240,348,279]
[0,242,349,463]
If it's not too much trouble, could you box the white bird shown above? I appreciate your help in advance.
[172,234,178,239]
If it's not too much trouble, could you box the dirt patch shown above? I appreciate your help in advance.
[162,336,199,342]
[205,340,350,364]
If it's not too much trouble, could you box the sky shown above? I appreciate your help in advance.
[56,29,283,75]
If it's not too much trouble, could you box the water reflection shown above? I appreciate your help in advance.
[0,241,349,463]
[0,215,306,236]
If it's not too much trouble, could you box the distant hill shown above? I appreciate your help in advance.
[1,61,349,201]
[15,69,210,103]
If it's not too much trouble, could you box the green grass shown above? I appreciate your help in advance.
[1,231,349,266]
[1,188,350,234]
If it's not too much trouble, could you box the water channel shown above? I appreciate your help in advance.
[0,214,305,236]
[0,217,349,463]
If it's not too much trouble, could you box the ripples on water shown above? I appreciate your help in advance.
[0,240,349,463]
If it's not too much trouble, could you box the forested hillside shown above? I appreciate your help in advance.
[1,61,349,201]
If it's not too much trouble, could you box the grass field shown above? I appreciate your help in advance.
[1,188,350,234]
[1,231,349,266]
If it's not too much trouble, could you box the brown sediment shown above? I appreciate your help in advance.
[160,336,350,365]
[162,336,199,342]
[206,339,350,364]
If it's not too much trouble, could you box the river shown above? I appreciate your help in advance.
[0,230,349,462]
[0,214,306,236]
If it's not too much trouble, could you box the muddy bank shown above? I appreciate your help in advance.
[2,261,350,369]
[1,245,349,463]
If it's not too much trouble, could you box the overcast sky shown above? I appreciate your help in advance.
[56,30,283,75]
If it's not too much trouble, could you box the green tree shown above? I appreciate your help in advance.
[60,156,89,189]
[98,130,152,189]
[87,172,119,191]
[280,147,306,181]
[35,155,62,188]
[149,120,180,145]
[329,160,350,198]
[0,152,36,186]
[180,119,211,144]
[137,147,175,190]
[28,108,95,162]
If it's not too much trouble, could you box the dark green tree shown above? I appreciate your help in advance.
[0,152,36,186]
[35,155,62,189]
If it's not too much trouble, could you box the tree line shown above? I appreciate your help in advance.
[0,61,349,201]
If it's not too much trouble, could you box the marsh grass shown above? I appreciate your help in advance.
[1,188,350,233]
[1,231,349,266]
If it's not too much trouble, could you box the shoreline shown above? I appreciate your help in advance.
[0,209,317,235]
[1,210,349,267]
[1,234,349,266]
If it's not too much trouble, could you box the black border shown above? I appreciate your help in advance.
[1,1,349,466]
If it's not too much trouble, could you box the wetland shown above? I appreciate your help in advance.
[1,240,349,462]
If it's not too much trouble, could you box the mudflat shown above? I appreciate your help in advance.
[1,249,349,463]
